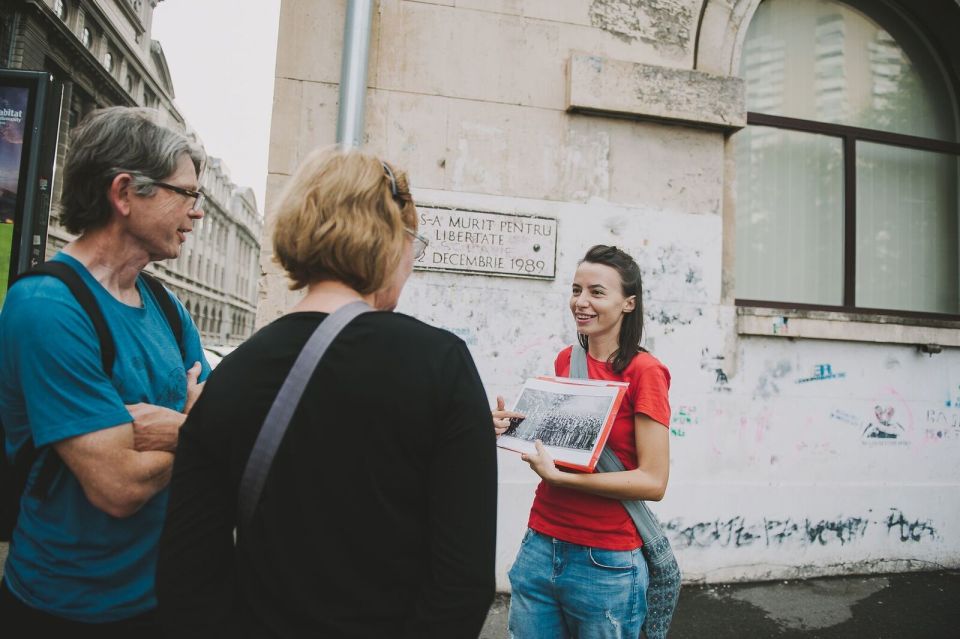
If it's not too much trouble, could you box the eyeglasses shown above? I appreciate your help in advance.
[405,227,429,260]
[150,181,205,212]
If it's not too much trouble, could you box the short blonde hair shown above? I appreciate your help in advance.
[272,146,417,292]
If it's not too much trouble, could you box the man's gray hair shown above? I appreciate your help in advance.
[60,107,205,234]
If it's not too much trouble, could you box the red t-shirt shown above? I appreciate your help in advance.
[527,346,671,550]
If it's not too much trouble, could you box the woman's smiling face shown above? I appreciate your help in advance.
[570,261,636,342]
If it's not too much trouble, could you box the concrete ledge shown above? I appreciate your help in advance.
[566,52,746,131]
[737,306,960,348]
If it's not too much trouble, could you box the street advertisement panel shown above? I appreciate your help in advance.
[0,70,61,308]
[0,85,29,306]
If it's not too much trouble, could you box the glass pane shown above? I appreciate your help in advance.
[856,143,959,313]
[736,126,844,305]
[742,0,955,141]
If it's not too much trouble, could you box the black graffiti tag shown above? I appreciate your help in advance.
[665,511,934,549]
[804,517,869,546]
[885,509,937,542]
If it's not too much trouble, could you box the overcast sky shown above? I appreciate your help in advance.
[152,0,281,213]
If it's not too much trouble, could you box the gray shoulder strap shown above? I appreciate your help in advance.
[238,300,372,530]
[569,342,665,542]
[570,342,588,379]
[595,447,664,542]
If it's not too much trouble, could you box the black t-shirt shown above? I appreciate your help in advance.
[156,311,498,638]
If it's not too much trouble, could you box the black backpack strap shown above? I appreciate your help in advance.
[16,261,116,377]
[140,271,184,358]
[9,261,118,504]
[9,265,185,506]
[0,436,41,541]
[2,439,39,531]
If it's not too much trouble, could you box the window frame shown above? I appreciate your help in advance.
[736,111,960,322]
[143,86,157,108]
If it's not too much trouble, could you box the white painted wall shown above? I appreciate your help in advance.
[396,187,960,588]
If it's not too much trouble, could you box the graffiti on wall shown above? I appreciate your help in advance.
[923,409,960,442]
[664,508,937,550]
[771,317,789,335]
[830,403,960,445]
[826,388,916,446]
[885,509,938,543]
[700,347,731,393]
[738,410,772,447]
[796,364,846,384]
[714,368,730,392]
[862,405,906,440]
[830,409,861,427]
[670,405,698,438]
[945,385,960,408]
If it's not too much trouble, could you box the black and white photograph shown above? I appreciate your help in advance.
[497,377,627,471]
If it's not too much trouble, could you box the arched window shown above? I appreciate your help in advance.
[735,0,960,316]
[54,0,67,21]
[103,51,113,72]
[81,27,92,49]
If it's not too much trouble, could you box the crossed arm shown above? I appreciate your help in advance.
[129,362,204,452]
[54,424,175,518]
[52,363,204,519]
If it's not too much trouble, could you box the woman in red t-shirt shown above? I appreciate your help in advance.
[494,244,671,639]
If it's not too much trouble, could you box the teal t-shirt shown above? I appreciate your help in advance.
[0,252,209,622]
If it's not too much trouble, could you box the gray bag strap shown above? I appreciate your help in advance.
[238,300,372,530]
[571,344,681,639]
[569,341,589,379]
[596,449,665,543]
[571,343,666,543]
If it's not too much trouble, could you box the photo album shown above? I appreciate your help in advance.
[496,376,628,472]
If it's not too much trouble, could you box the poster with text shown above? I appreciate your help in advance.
[0,85,29,305]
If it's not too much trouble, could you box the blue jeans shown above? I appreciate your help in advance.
[508,529,649,639]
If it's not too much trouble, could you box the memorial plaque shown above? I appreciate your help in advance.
[415,206,557,279]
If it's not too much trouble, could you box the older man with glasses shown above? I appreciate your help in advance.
[0,107,210,636]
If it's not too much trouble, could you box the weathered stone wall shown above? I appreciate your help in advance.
[263,0,960,586]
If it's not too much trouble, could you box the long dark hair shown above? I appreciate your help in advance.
[576,245,645,374]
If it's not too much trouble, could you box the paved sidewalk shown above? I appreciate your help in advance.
[481,570,960,638]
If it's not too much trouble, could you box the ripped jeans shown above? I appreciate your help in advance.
[508,529,648,639]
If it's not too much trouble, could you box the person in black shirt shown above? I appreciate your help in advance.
[156,147,498,638]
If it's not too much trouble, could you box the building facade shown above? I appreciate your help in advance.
[0,0,262,343]
[264,0,960,586]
